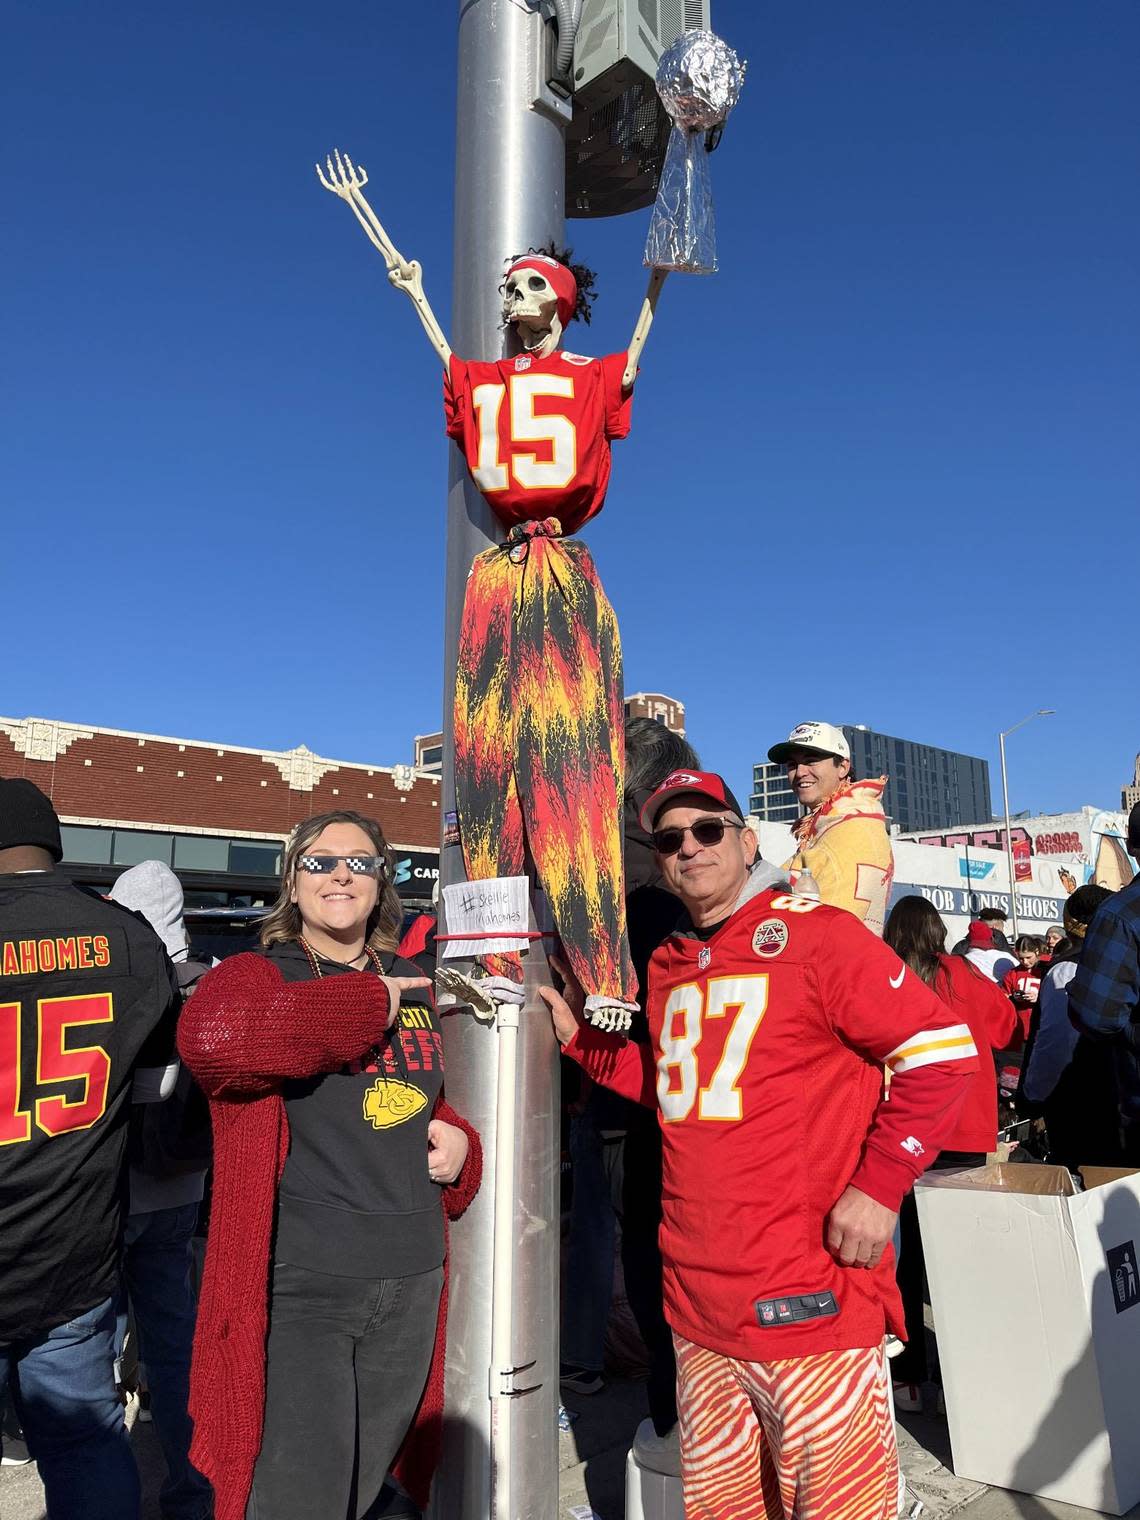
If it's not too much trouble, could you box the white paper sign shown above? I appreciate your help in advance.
[441,876,530,959]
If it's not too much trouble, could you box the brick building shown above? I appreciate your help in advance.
[0,715,441,909]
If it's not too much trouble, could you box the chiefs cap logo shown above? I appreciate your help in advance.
[662,771,702,788]
[752,919,789,959]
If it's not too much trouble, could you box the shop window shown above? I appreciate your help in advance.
[60,825,113,864]
[112,830,174,868]
[229,841,284,876]
[174,835,230,872]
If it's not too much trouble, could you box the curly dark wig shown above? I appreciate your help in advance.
[501,243,598,326]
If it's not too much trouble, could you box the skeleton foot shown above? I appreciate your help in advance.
[583,996,638,1036]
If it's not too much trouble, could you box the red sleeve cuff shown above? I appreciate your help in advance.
[435,1097,483,1219]
[850,1149,921,1214]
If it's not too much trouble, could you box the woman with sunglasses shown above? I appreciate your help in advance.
[178,810,482,1520]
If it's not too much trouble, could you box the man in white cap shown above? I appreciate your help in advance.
[768,721,894,936]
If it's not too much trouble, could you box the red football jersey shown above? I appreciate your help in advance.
[443,349,632,534]
[567,888,978,1362]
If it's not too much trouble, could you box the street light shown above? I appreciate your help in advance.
[998,709,1055,937]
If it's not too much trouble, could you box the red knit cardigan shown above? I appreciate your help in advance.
[177,952,482,1520]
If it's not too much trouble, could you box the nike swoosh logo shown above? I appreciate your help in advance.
[889,968,905,989]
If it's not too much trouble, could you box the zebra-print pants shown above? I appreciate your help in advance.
[673,1333,899,1519]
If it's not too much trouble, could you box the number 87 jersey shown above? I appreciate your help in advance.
[444,349,633,535]
[566,888,979,1361]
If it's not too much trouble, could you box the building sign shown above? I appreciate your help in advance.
[392,849,439,899]
[891,881,1064,924]
[903,808,1133,891]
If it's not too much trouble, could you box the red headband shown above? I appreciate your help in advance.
[506,256,577,330]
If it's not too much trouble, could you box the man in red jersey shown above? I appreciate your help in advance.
[541,770,978,1520]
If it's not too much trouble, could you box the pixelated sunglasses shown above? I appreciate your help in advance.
[296,854,386,877]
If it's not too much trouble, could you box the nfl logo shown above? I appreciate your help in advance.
[514,355,532,372]
[698,946,711,970]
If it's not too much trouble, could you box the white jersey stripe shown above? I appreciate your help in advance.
[884,1023,977,1073]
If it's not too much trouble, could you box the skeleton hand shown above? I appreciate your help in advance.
[316,147,452,366]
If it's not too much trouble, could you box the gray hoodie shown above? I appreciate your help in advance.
[109,860,190,962]
[110,861,206,1215]
[673,855,789,941]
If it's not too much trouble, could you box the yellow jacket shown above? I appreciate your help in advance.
[784,776,895,936]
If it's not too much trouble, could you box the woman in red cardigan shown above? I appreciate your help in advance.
[884,894,1018,1408]
[178,810,481,1520]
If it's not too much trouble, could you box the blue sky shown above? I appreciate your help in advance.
[4,1,1137,817]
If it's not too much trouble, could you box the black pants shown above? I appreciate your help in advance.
[246,1261,443,1520]
[893,1151,985,1386]
[621,1110,677,1435]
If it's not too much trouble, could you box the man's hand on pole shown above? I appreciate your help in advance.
[537,955,585,1047]
[825,1184,898,1269]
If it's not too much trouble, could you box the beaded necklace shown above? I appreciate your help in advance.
[297,936,383,978]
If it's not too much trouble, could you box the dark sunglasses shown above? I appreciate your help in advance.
[651,819,744,856]
[296,854,385,877]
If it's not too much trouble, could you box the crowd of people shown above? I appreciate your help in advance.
[2,723,1139,1520]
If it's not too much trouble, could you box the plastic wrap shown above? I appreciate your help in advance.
[644,29,745,274]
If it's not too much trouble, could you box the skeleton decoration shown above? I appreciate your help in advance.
[644,29,746,275]
[316,96,739,1033]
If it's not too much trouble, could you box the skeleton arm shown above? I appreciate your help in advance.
[621,268,669,390]
[316,150,452,368]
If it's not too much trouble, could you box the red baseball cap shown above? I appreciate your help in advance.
[639,770,746,832]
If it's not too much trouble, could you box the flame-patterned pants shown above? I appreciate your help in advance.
[673,1333,899,1520]
[454,519,635,1006]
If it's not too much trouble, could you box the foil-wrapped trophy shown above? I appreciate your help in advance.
[644,29,746,275]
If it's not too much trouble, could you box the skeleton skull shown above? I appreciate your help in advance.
[502,268,563,355]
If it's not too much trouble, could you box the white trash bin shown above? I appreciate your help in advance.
[625,1446,685,1520]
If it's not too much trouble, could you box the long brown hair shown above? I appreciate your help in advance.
[259,810,403,955]
[883,895,947,989]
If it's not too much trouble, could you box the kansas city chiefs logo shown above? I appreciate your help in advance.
[663,771,702,788]
[362,1079,428,1130]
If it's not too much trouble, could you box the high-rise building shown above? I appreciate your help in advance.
[750,724,992,834]
[1123,754,1140,813]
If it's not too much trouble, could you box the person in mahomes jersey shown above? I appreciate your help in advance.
[541,770,979,1520]
[0,778,182,1520]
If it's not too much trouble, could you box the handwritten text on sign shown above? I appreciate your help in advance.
[441,876,531,959]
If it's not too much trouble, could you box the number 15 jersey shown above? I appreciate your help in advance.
[444,349,633,535]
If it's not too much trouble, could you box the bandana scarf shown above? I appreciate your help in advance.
[505,255,578,330]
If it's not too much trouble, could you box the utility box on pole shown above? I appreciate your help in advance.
[566,0,711,216]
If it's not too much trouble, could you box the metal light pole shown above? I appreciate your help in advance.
[998,709,1055,937]
[432,5,568,1518]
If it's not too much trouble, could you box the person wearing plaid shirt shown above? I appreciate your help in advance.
[1070,806,1140,1151]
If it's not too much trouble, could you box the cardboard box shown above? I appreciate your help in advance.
[915,1163,1140,1514]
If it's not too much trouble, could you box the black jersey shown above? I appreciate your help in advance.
[0,871,180,1340]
